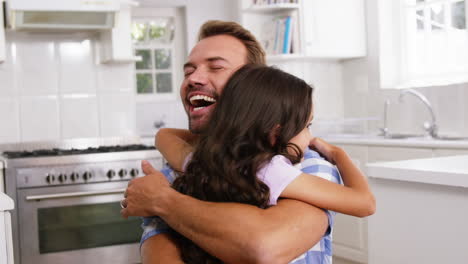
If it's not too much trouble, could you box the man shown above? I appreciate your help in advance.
[121,20,341,264]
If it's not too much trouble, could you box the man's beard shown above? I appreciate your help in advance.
[188,118,205,134]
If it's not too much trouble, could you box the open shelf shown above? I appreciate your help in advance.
[242,3,300,13]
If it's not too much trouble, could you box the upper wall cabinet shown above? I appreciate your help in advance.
[1,0,5,63]
[302,0,366,59]
[238,0,367,61]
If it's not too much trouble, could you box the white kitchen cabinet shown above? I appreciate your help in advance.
[238,0,366,61]
[332,144,434,264]
[0,0,5,63]
[302,0,366,59]
[333,145,368,264]
[367,146,433,163]
[433,148,468,157]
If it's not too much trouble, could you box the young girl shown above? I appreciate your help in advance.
[156,64,375,263]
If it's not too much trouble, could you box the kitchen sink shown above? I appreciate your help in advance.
[382,133,425,139]
[433,135,468,141]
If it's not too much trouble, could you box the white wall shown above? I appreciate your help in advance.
[341,0,468,137]
[0,32,136,144]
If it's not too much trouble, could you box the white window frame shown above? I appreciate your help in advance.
[132,7,185,102]
[379,0,468,89]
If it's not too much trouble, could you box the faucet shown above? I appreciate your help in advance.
[379,99,390,137]
[398,88,438,138]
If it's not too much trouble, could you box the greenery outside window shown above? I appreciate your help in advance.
[132,16,177,99]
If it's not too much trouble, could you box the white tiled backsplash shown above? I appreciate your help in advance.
[0,32,137,144]
[136,100,188,137]
[270,60,345,121]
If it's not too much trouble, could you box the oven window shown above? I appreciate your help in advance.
[37,202,142,253]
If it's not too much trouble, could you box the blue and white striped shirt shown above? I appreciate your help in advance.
[141,148,342,264]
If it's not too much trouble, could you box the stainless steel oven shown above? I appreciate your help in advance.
[2,141,163,264]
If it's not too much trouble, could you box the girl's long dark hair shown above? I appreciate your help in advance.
[172,64,313,263]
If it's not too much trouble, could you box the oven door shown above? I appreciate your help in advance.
[17,181,141,264]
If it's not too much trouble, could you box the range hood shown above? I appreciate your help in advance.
[6,0,121,30]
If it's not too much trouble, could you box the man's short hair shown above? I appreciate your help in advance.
[198,20,266,65]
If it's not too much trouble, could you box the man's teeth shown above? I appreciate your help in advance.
[189,95,216,103]
[193,106,206,111]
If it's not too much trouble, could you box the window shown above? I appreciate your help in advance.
[131,8,185,101]
[379,0,468,88]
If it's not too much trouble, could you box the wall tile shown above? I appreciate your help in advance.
[426,85,464,136]
[136,100,187,137]
[0,98,20,143]
[97,63,134,93]
[170,101,188,129]
[0,67,15,97]
[16,40,58,96]
[307,61,344,120]
[19,96,60,141]
[59,40,96,94]
[99,93,136,137]
[136,102,167,137]
[60,96,99,139]
[0,41,16,97]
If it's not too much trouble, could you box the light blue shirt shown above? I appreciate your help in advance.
[141,149,342,264]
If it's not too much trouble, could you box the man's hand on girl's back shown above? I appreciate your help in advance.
[121,160,172,218]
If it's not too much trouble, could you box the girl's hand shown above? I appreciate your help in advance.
[308,137,342,164]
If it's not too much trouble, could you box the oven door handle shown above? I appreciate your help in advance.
[25,188,126,201]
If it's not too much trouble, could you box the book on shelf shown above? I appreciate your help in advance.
[290,11,300,54]
[261,19,276,54]
[259,15,299,55]
[252,0,299,5]
[283,16,292,54]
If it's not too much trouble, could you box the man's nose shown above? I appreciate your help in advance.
[188,68,208,86]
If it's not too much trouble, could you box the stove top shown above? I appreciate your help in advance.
[2,144,155,159]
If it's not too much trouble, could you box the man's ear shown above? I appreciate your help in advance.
[269,124,281,146]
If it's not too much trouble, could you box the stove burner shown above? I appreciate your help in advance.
[2,144,155,159]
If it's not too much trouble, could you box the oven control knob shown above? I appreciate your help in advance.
[70,172,79,181]
[107,170,116,179]
[119,169,128,178]
[130,168,139,177]
[46,174,55,183]
[83,171,93,181]
[58,174,67,183]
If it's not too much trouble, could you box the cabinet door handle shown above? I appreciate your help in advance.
[25,188,126,201]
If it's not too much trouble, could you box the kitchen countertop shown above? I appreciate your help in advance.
[366,155,468,188]
[321,134,468,149]
[366,155,468,264]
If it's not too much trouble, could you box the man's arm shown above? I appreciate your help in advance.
[166,195,328,264]
[123,162,328,264]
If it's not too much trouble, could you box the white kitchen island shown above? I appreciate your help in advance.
[366,155,468,264]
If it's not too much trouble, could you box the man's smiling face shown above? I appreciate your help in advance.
[180,34,247,133]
